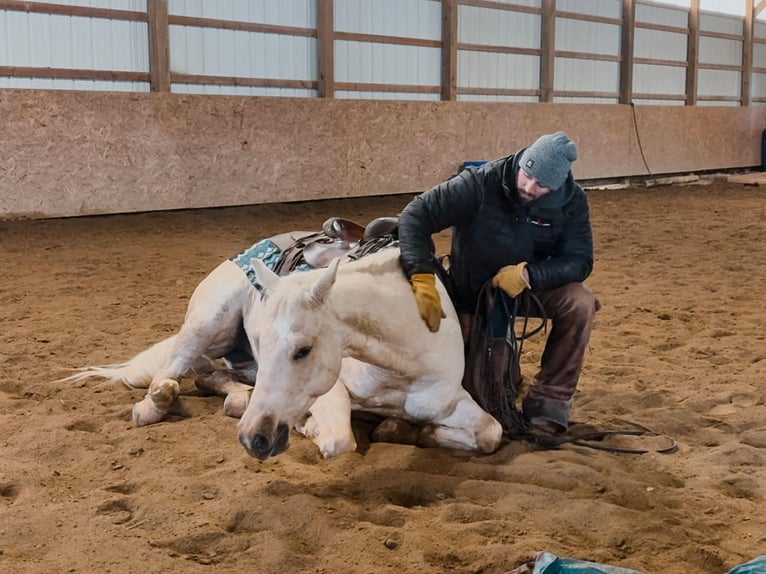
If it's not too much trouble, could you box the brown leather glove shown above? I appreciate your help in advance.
[492,262,531,297]
[410,273,445,332]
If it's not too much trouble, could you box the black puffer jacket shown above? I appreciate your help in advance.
[398,150,594,314]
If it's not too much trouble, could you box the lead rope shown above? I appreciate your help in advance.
[501,291,677,455]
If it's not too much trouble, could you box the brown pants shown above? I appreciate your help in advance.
[460,282,600,429]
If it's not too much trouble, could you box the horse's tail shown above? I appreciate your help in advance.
[56,336,184,389]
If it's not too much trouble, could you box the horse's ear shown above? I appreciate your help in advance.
[250,258,280,292]
[307,257,339,307]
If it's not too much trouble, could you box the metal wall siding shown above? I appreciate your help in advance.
[633,63,686,95]
[458,5,540,48]
[168,0,315,28]
[458,93,539,102]
[334,0,440,40]
[457,51,539,89]
[554,96,619,104]
[0,11,148,71]
[634,28,687,60]
[557,0,621,19]
[488,0,540,7]
[700,12,743,35]
[0,77,148,90]
[23,0,146,8]
[335,90,439,101]
[556,19,621,56]
[699,36,741,66]
[700,0,744,19]
[752,72,766,94]
[335,40,440,85]
[635,3,688,28]
[754,44,766,68]
[554,58,620,92]
[172,83,316,97]
[698,68,740,97]
[169,27,315,80]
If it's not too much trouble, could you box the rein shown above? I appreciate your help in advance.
[501,291,678,460]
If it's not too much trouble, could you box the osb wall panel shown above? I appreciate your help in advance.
[0,90,763,219]
[635,105,766,174]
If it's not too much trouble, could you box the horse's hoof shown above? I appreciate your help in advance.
[223,391,249,418]
[318,436,357,459]
[132,398,167,426]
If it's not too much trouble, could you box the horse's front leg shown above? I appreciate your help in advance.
[416,388,503,454]
[295,379,356,459]
[132,261,250,426]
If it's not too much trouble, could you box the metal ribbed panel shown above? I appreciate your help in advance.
[633,63,686,95]
[334,0,440,39]
[334,40,441,86]
[699,36,741,66]
[22,0,146,8]
[635,2,688,28]
[458,5,539,48]
[558,0,621,19]
[634,27,687,60]
[554,58,620,92]
[169,0,316,96]
[698,68,740,97]
[556,18,621,56]
[700,0,744,18]
[168,0,314,27]
[333,0,440,98]
[0,4,149,90]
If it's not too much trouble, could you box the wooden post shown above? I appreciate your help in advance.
[147,0,170,92]
[317,0,335,98]
[619,0,635,104]
[539,0,556,102]
[685,0,699,106]
[742,0,755,106]
[441,0,458,101]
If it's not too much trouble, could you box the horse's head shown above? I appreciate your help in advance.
[237,258,344,460]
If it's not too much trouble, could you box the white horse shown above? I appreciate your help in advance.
[62,230,502,459]
[236,248,503,460]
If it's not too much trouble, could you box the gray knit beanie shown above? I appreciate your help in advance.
[518,131,578,190]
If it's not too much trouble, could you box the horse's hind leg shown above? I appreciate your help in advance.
[417,389,503,454]
[195,366,257,418]
[132,261,252,426]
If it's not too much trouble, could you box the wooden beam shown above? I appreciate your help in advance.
[756,0,766,17]
[147,0,170,92]
[620,0,635,104]
[685,0,699,106]
[539,0,555,102]
[743,0,755,106]
[317,0,334,98]
[441,0,458,101]
[0,66,149,82]
[0,0,146,21]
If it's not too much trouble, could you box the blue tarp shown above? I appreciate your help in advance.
[527,552,766,574]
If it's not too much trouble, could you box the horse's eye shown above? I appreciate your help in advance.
[293,346,312,361]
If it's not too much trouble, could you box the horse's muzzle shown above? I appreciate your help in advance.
[239,422,290,460]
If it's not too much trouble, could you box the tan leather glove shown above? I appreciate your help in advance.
[492,262,531,297]
[410,273,445,332]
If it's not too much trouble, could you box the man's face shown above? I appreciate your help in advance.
[517,169,552,204]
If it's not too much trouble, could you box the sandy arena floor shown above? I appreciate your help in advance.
[1,181,765,573]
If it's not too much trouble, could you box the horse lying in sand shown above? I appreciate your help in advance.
[237,248,502,460]
[62,226,502,459]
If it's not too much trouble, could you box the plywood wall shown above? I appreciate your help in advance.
[1,90,765,219]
